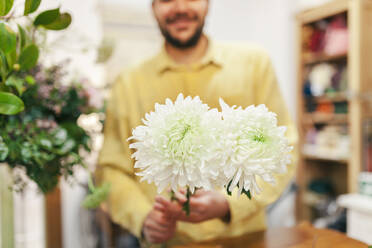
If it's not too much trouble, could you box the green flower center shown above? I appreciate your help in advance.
[253,133,266,143]
[181,124,191,140]
[165,118,201,161]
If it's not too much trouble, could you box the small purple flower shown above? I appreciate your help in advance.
[34,71,46,82]
[53,105,62,115]
[38,85,53,99]
[85,86,103,110]
[36,119,58,130]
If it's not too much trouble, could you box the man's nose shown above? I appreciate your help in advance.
[174,0,188,12]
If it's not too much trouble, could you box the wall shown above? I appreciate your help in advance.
[101,0,305,118]
[101,0,334,116]
[207,0,298,117]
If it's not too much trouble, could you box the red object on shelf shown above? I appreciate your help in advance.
[308,29,325,53]
[324,15,349,56]
[316,102,334,114]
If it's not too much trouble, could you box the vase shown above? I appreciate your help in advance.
[0,163,15,248]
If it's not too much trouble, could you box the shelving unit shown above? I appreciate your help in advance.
[311,92,348,103]
[303,52,347,65]
[296,0,372,222]
[302,154,349,164]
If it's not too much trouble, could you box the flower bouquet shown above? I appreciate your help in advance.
[0,63,104,194]
[129,94,293,213]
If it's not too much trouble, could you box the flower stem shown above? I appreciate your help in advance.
[170,190,177,201]
[170,188,191,215]
[87,174,96,193]
[182,187,191,216]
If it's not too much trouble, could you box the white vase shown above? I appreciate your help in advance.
[12,167,46,248]
[0,163,15,248]
[0,165,47,248]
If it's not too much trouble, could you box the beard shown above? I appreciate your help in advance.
[158,15,205,49]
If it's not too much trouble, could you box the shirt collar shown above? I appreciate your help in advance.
[155,39,225,74]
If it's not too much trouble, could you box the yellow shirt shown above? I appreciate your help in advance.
[96,41,298,245]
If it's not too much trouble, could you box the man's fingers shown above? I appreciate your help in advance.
[174,191,187,203]
[154,213,176,227]
[155,196,176,215]
[145,229,172,244]
[155,195,183,218]
[193,189,207,197]
[143,209,177,244]
[155,195,172,207]
[144,219,172,233]
[179,188,186,195]
[147,210,175,228]
[144,217,175,244]
[154,202,165,213]
[177,211,202,223]
[154,194,208,222]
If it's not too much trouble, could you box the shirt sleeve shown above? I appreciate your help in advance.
[225,50,299,226]
[95,75,152,238]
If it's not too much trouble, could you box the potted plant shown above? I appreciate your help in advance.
[0,1,109,246]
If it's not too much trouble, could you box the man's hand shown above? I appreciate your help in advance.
[142,208,177,244]
[154,189,230,224]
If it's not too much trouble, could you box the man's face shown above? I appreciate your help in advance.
[152,0,209,49]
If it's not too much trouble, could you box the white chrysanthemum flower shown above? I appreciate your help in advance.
[220,99,293,196]
[129,94,226,193]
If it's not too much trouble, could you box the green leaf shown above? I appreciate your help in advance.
[20,142,32,160]
[0,0,14,16]
[242,189,252,200]
[39,151,55,161]
[43,13,71,30]
[24,0,41,15]
[18,24,27,50]
[33,8,60,26]
[82,183,111,209]
[0,91,24,115]
[0,49,8,80]
[226,180,233,196]
[38,138,52,150]
[25,75,35,85]
[53,128,67,145]
[34,153,45,167]
[0,137,9,161]
[56,139,75,155]
[0,23,16,54]
[226,180,252,199]
[18,44,39,71]
[60,122,86,142]
[5,48,16,69]
[5,76,24,95]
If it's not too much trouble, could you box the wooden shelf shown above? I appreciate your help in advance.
[303,52,347,65]
[302,153,348,164]
[309,92,348,103]
[296,0,348,24]
[303,113,348,124]
[296,0,372,223]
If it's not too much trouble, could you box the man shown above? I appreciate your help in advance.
[97,0,297,246]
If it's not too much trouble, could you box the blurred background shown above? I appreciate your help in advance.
[1,0,372,247]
